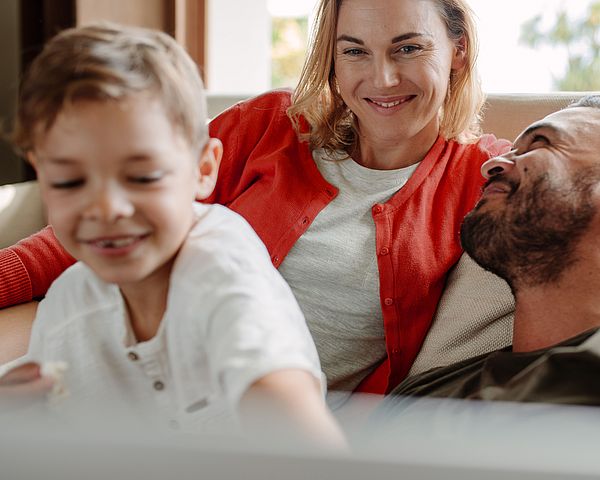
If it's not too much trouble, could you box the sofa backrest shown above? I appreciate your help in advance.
[0,92,597,248]
[482,92,590,142]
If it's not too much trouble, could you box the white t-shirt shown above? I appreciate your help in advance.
[3,204,322,433]
[279,149,419,395]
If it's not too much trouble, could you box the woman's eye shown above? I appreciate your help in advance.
[50,179,84,189]
[397,45,421,55]
[343,48,365,57]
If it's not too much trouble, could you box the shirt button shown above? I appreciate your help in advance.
[373,204,383,214]
[380,247,389,256]
[384,297,394,306]
[127,351,139,361]
[153,380,165,391]
[169,419,180,430]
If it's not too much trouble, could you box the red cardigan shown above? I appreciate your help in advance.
[0,90,511,394]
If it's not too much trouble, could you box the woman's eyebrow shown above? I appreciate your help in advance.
[391,32,429,43]
[336,32,429,45]
[336,34,364,44]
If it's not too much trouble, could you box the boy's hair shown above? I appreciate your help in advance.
[13,22,208,154]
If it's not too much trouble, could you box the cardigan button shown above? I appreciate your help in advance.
[301,216,309,225]
[379,247,389,256]
[373,204,383,214]
[272,255,280,265]
[384,297,394,306]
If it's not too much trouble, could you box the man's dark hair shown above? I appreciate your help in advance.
[570,95,600,109]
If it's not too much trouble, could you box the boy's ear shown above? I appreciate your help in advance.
[26,152,39,171]
[195,138,222,201]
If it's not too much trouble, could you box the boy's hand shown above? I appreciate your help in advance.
[0,362,54,406]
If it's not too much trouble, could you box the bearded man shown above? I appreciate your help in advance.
[388,95,600,405]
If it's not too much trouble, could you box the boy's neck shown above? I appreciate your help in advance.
[119,261,174,343]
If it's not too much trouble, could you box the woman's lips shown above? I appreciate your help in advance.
[366,95,415,111]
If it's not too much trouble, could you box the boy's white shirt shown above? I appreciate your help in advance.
[1,203,324,432]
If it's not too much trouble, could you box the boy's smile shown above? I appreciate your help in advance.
[30,94,205,293]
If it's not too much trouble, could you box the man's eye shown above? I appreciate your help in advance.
[50,179,84,189]
[530,135,549,148]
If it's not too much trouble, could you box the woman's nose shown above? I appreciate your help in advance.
[373,58,401,89]
[481,156,516,179]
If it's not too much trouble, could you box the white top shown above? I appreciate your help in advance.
[279,149,419,395]
[2,203,322,432]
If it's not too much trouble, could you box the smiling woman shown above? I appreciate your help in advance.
[333,0,467,169]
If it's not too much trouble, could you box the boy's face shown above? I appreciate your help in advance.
[30,94,219,290]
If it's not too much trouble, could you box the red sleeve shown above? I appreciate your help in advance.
[0,226,75,308]
[206,89,294,206]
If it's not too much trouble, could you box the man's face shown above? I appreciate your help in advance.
[461,106,600,290]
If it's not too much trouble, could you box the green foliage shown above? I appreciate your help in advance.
[271,17,309,89]
[520,2,600,90]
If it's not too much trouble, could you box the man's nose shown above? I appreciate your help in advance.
[480,156,516,179]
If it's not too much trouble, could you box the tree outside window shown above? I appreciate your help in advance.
[520,2,600,90]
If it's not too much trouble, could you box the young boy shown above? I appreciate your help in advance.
[0,23,344,447]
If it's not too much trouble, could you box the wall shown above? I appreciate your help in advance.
[206,0,270,94]
[0,0,22,185]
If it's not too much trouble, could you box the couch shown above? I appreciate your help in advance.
[0,91,591,249]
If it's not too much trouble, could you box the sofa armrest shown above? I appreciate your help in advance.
[0,181,45,249]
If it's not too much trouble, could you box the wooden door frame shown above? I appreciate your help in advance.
[171,0,206,83]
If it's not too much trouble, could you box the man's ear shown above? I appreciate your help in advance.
[195,138,222,201]
[451,35,468,71]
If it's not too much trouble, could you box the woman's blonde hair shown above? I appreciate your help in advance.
[288,0,484,150]
[13,22,208,154]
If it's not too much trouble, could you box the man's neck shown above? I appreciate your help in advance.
[512,255,600,352]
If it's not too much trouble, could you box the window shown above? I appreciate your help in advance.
[205,0,600,94]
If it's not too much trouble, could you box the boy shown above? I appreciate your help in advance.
[0,23,344,447]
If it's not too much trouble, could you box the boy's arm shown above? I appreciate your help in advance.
[239,369,347,450]
[0,226,76,308]
[0,301,37,364]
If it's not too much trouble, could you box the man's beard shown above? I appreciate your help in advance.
[460,168,599,292]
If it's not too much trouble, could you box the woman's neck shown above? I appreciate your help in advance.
[352,129,439,170]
